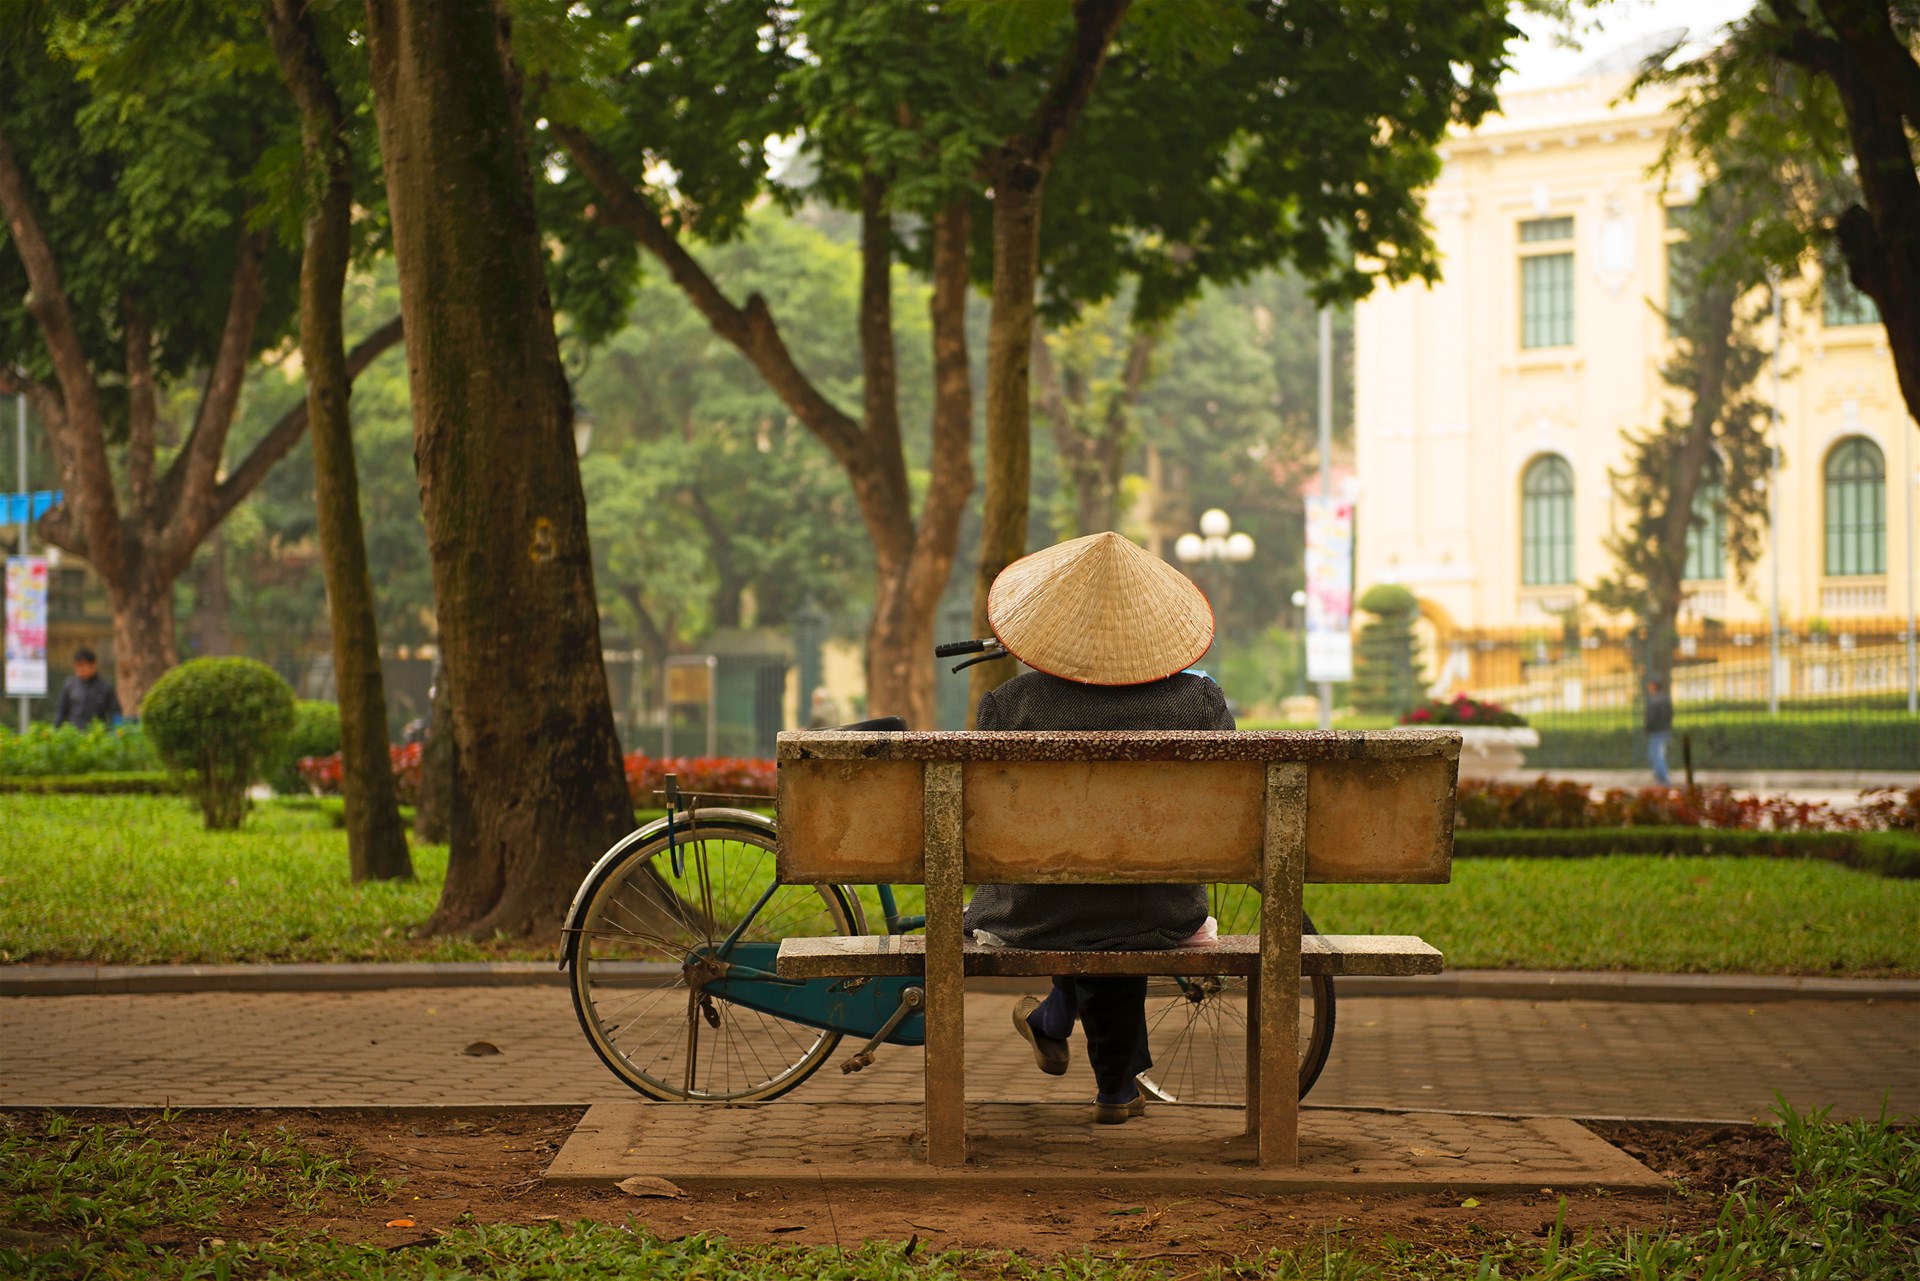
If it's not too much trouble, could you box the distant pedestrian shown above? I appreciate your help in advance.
[1644,677,1672,787]
[53,647,122,730]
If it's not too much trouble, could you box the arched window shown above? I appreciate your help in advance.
[1824,437,1886,576]
[1521,455,1575,586]
[1683,457,1725,581]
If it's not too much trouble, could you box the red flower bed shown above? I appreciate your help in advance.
[296,746,776,806]
[624,753,776,802]
[297,742,422,805]
[1456,776,1919,833]
[1400,695,1527,727]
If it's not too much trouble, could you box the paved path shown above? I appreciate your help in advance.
[4,987,1914,1123]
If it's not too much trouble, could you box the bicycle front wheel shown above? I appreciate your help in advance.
[569,815,861,1102]
[1136,887,1336,1106]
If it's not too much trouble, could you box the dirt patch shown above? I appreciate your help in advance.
[1588,1121,1793,1198]
[2,1108,1782,1260]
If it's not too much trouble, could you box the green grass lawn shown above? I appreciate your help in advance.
[3,794,1918,975]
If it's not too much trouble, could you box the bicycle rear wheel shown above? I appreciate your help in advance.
[568,814,862,1102]
[1136,886,1335,1105]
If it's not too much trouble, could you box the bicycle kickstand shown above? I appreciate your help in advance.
[839,986,925,1074]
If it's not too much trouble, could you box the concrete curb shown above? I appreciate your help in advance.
[4,961,1917,1002]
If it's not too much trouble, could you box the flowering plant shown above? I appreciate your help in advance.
[1455,777,1919,832]
[297,745,777,805]
[297,742,423,805]
[1399,695,1528,728]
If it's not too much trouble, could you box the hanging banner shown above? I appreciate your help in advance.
[6,555,50,698]
[1303,497,1353,683]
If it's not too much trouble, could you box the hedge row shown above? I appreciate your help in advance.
[1528,720,1920,771]
[1453,826,1920,877]
[0,771,179,795]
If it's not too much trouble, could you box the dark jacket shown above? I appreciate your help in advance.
[1644,690,1673,735]
[960,669,1234,950]
[54,674,122,730]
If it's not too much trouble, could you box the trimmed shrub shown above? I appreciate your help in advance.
[1529,718,1920,771]
[1451,827,1920,877]
[1351,584,1425,716]
[0,723,159,776]
[141,658,296,830]
[266,701,342,795]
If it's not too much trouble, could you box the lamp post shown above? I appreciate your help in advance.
[1290,588,1308,697]
[1174,508,1254,662]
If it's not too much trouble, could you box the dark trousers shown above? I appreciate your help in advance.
[1051,975,1151,1096]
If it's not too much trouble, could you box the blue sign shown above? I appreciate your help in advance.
[5,491,61,526]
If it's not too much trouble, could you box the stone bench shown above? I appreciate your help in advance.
[772,728,1461,1168]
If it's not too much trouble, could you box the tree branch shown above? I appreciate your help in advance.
[995,0,1132,179]
[207,314,405,531]
[553,123,868,469]
[165,228,267,540]
[124,302,157,517]
[0,120,122,577]
[858,171,911,535]
[905,201,974,605]
[1817,0,1920,129]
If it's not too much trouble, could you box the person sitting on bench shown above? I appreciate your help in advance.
[962,531,1234,1124]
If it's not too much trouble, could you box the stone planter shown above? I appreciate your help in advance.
[1390,724,1539,780]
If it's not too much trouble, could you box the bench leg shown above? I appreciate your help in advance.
[1258,762,1305,1166]
[923,762,967,1167]
[1244,973,1260,1141]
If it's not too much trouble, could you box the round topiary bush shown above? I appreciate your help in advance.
[266,700,343,795]
[141,658,297,829]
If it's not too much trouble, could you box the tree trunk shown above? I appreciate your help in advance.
[365,0,637,937]
[108,572,176,713]
[965,0,1131,716]
[413,664,453,844]
[268,0,413,884]
[969,174,1044,714]
[190,533,232,658]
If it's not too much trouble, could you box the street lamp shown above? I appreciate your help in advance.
[1174,510,1254,663]
[1174,508,1255,569]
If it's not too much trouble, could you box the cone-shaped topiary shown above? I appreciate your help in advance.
[1351,584,1427,715]
[141,658,296,829]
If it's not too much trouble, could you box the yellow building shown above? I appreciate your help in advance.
[1353,70,1918,652]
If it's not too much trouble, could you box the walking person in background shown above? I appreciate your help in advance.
[53,647,122,730]
[1644,677,1673,787]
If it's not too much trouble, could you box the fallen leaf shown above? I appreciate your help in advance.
[1460,1198,1480,1209]
[1410,1147,1467,1160]
[1108,1206,1147,1216]
[615,1176,686,1199]
[903,1233,919,1259]
[462,1041,501,1057]
[385,1219,415,1229]
[769,1225,806,1234]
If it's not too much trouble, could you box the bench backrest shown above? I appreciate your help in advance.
[775,730,1459,887]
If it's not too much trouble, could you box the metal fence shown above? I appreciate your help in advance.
[1436,621,1920,772]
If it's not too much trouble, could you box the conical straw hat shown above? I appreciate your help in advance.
[987,532,1214,686]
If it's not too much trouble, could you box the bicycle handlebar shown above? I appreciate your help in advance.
[934,639,991,658]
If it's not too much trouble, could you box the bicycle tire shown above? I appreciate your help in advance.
[568,813,863,1102]
[1136,886,1336,1105]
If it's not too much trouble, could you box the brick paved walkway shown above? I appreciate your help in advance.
[548,1102,1666,1193]
[4,987,1914,1122]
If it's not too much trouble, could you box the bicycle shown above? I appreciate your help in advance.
[561,641,1336,1105]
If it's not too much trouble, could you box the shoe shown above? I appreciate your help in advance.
[1093,1093,1147,1125]
[1012,996,1069,1076]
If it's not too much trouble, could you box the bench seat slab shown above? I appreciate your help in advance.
[775,933,1443,979]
